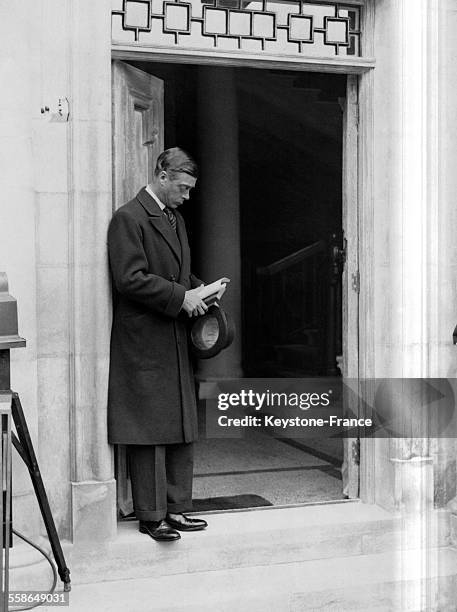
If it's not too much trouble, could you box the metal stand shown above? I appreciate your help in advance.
[10,393,71,592]
[0,392,12,612]
[0,272,70,609]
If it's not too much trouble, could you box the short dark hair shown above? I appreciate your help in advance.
[154,147,198,178]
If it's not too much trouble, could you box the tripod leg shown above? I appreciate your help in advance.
[11,394,71,590]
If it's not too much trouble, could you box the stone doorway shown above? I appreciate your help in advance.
[112,59,359,515]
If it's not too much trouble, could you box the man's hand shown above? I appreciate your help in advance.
[181,285,208,317]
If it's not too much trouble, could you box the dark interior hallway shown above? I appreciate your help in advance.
[128,60,347,509]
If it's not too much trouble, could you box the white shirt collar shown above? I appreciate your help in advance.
[145,185,165,211]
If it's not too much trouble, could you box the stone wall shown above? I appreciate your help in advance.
[0,0,115,545]
[0,0,456,549]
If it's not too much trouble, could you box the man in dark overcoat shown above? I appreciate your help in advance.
[107,148,209,541]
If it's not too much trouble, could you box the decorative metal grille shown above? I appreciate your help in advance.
[112,0,362,58]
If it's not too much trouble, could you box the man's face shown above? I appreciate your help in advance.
[162,171,197,209]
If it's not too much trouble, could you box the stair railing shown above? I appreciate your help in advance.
[255,235,344,376]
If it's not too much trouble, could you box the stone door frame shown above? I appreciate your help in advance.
[65,0,376,544]
[109,50,377,505]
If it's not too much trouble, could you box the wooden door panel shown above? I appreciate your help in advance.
[341,74,360,498]
[112,61,164,210]
[112,60,164,516]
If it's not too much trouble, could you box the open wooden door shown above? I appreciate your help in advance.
[112,60,164,516]
[341,74,360,498]
[112,61,164,210]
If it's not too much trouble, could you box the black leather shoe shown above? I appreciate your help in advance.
[139,519,181,541]
[166,513,208,532]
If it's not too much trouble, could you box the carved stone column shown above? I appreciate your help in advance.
[372,1,442,608]
[68,0,116,545]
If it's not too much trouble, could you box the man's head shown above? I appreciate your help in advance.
[151,147,198,209]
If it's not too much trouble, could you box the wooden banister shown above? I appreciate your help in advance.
[252,234,343,376]
[256,240,326,276]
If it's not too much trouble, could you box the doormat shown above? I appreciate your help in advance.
[119,494,273,520]
[192,494,273,512]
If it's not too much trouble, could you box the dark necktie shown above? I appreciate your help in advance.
[164,207,177,231]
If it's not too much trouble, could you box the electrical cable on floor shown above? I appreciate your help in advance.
[8,529,58,611]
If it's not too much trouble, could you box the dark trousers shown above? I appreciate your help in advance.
[127,443,194,521]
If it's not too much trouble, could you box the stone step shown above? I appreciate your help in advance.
[67,502,431,586]
[46,547,457,612]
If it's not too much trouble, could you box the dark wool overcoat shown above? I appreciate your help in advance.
[107,188,202,445]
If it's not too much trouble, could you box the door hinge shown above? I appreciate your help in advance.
[331,235,346,275]
[351,439,360,466]
[351,271,360,294]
